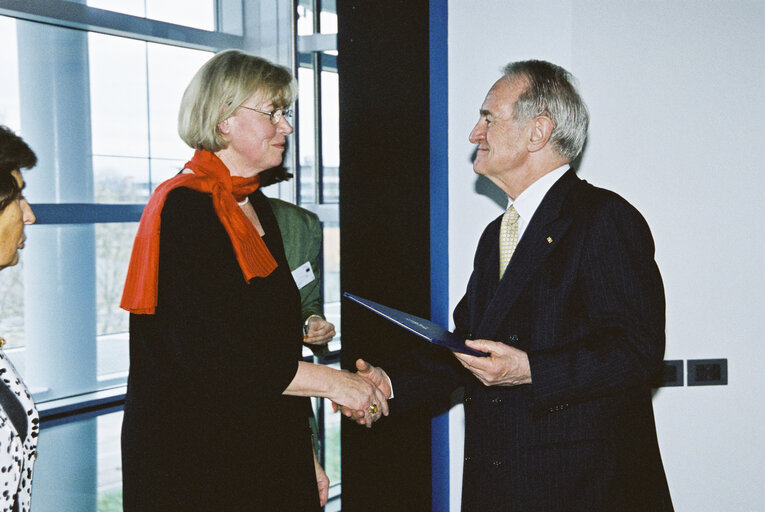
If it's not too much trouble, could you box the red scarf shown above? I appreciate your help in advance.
[120,150,278,314]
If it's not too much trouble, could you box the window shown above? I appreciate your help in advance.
[32,409,125,511]
[0,1,340,508]
[292,2,342,505]
[0,14,212,402]
[0,2,254,510]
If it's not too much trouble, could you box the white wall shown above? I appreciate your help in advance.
[446,1,765,510]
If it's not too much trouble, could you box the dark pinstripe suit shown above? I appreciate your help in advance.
[387,170,673,511]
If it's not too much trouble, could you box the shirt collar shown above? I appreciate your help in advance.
[507,164,569,225]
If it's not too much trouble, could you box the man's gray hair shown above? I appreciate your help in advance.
[502,60,589,161]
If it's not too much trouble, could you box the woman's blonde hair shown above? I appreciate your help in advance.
[178,49,296,152]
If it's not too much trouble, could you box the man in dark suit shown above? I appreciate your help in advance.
[350,60,674,511]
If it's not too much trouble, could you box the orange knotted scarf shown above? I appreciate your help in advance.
[120,149,278,314]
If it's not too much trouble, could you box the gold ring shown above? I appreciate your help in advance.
[368,403,379,414]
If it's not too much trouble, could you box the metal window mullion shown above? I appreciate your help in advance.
[312,51,324,205]
[290,0,300,205]
[311,0,323,205]
[0,0,243,51]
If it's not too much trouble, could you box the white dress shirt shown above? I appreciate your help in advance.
[507,164,569,242]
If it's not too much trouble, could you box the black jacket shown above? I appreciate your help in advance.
[388,170,673,511]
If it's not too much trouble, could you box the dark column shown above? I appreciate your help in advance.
[338,1,432,510]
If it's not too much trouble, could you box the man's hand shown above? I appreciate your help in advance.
[303,316,336,345]
[327,368,389,428]
[454,339,532,386]
[333,359,392,427]
[355,358,392,398]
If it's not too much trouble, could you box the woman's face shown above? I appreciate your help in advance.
[217,94,293,177]
[0,170,36,270]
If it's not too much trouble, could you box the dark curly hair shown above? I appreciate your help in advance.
[0,125,37,211]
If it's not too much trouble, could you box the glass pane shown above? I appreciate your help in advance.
[96,222,137,339]
[93,156,150,203]
[31,411,124,511]
[323,221,340,306]
[88,0,215,31]
[297,1,314,36]
[150,158,187,192]
[2,219,137,392]
[0,261,24,347]
[97,412,124,511]
[297,0,337,35]
[147,43,212,161]
[146,0,215,31]
[323,362,342,484]
[89,33,149,159]
[297,66,316,204]
[0,17,20,128]
[321,70,339,203]
[88,0,143,18]
[320,7,338,35]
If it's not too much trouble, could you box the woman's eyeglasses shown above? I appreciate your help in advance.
[239,105,293,125]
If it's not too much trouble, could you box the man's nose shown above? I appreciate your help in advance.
[469,122,484,144]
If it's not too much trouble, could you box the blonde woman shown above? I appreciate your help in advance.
[120,50,387,511]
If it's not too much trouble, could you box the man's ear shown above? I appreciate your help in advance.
[528,115,554,153]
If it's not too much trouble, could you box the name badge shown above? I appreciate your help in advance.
[292,261,316,289]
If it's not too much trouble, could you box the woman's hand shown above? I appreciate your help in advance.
[284,362,389,427]
[313,450,329,507]
[328,370,389,428]
[303,316,335,345]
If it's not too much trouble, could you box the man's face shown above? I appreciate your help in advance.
[469,78,530,180]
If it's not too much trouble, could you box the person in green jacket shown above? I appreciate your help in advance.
[261,166,336,351]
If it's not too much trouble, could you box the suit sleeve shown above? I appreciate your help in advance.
[384,225,496,414]
[527,195,666,411]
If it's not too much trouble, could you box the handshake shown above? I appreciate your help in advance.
[330,359,392,428]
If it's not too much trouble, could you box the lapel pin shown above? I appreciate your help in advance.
[546,237,553,244]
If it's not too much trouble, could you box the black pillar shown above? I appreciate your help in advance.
[338,1,432,510]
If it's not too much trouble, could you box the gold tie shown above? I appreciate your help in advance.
[499,205,520,279]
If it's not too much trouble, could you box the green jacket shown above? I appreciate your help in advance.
[268,198,324,323]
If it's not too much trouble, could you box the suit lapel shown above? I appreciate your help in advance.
[476,170,580,340]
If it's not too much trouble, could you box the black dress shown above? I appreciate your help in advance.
[122,188,320,511]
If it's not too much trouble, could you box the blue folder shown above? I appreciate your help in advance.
[343,292,488,357]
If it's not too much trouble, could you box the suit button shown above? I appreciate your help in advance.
[489,397,503,407]
[464,456,472,463]
[491,460,504,469]
[509,334,519,343]
[464,396,472,405]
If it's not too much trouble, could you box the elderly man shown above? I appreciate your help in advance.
[351,60,673,511]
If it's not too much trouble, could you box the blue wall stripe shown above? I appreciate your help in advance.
[31,203,145,224]
[429,0,450,510]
